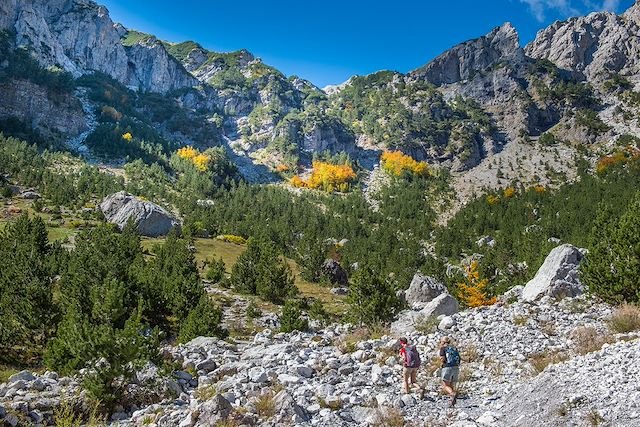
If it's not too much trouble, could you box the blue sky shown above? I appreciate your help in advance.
[101,0,634,87]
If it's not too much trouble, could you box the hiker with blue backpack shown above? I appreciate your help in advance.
[439,336,461,407]
[398,337,424,395]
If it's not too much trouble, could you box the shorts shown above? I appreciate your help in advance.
[441,366,459,383]
[403,367,419,376]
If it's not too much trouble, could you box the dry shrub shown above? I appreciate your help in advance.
[455,366,473,395]
[461,344,480,362]
[336,326,388,354]
[608,304,640,333]
[540,321,557,336]
[371,407,405,427]
[254,391,276,419]
[528,350,569,373]
[571,326,613,355]
[482,356,503,377]
[512,314,529,326]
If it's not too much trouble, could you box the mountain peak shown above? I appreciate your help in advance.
[410,22,522,86]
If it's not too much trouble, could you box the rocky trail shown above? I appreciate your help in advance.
[1,292,638,427]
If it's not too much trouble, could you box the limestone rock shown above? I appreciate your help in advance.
[100,191,180,237]
[521,244,585,302]
[525,3,640,84]
[404,273,448,309]
[193,394,233,427]
[391,293,459,334]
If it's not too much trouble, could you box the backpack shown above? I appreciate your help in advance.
[445,346,460,366]
[405,345,421,368]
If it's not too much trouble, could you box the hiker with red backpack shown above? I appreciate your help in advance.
[439,336,460,407]
[398,337,424,395]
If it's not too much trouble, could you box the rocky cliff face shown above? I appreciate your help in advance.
[525,3,640,84]
[1,0,195,94]
[0,78,86,139]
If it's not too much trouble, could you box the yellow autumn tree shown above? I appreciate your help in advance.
[503,187,516,198]
[122,132,133,142]
[380,151,429,176]
[456,260,496,308]
[487,195,500,205]
[290,175,306,188]
[176,146,210,172]
[291,161,356,192]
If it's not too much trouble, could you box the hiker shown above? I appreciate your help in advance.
[439,336,460,407]
[398,337,423,395]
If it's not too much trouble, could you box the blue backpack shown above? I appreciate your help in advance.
[445,346,461,366]
[405,345,421,368]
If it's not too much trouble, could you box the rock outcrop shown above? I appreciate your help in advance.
[100,191,180,237]
[525,3,640,83]
[412,22,524,86]
[391,293,460,334]
[521,244,585,302]
[1,0,196,93]
[320,259,348,286]
[0,78,86,140]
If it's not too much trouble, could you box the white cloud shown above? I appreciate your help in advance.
[599,0,621,11]
[520,0,623,21]
[519,0,580,21]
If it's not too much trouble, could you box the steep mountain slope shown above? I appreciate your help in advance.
[1,0,640,192]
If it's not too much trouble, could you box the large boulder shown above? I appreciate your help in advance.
[521,244,585,302]
[391,293,459,334]
[404,273,448,309]
[100,192,179,237]
[194,394,233,427]
[320,259,348,286]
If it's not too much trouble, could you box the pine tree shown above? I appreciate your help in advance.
[582,193,640,303]
[347,265,402,325]
[0,214,54,363]
[279,299,308,333]
[178,293,226,343]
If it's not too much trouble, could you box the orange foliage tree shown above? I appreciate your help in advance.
[291,161,356,192]
[456,260,496,308]
[380,151,429,176]
[596,146,640,174]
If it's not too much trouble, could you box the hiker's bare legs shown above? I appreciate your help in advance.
[410,369,421,392]
[442,380,455,396]
[403,370,411,394]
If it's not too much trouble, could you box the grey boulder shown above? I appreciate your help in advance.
[521,244,585,302]
[391,293,459,334]
[404,273,448,309]
[100,191,180,237]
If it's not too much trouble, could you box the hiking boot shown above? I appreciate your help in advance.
[448,392,458,407]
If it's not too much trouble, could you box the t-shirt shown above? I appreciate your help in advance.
[439,345,458,368]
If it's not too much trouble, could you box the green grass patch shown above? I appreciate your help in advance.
[121,30,154,47]
[141,237,347,316]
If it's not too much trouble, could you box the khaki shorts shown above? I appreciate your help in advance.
[403,367,419,376]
